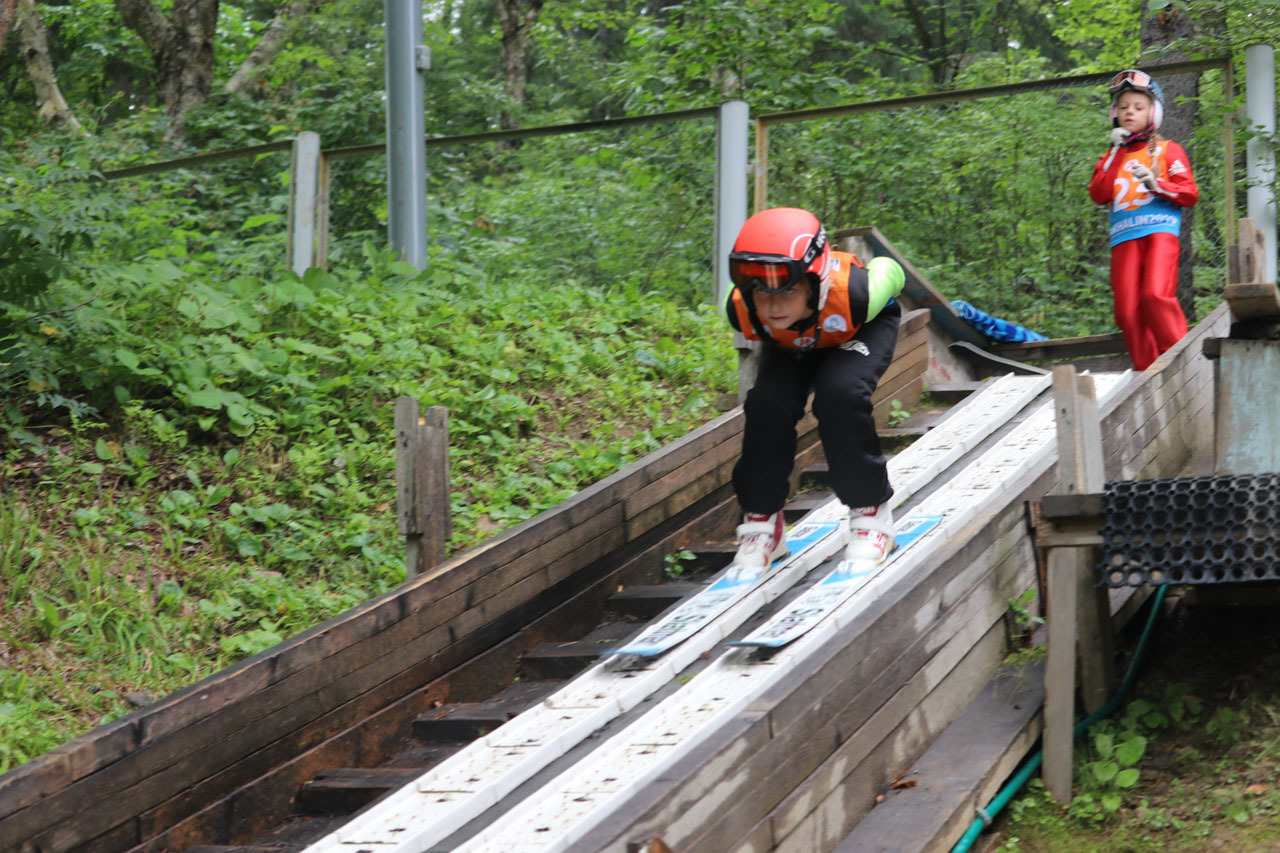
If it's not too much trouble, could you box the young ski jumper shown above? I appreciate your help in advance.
[1088,68,1199,371]
[725,207,905,570]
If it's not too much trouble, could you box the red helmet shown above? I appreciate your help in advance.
[729,207,832,310]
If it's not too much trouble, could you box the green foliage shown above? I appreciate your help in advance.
[1005,587,1044,652]
[663,548,697,579]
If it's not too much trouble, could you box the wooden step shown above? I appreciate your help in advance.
[783,493,829,522]
[411,679,564,742]
[295,767,425,815]
[923,380,987,403]
[608,581,706,619]
[895,405,953,431]
[799,463,830,490]
[519,622,641,679]
[674,540,737,574]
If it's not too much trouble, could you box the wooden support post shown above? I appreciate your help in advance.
[1042,366,1114,802]
[1227,217,1266,286]
[395,397,451,577]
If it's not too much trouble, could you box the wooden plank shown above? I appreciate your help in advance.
[1239,218,1260,283]
[833,226,987,346]
[899,306,931,337]
[875,332,929,395]
[622,434,740,522]
[774,623,1008,853]
[575,484,1049,852]
[0,427,750,850]
[925,380,987,403]
[1043,544,1080,802]
[873,376,924,429]
[1214,339,1280,474]
[762,514,1037,840]
[991,332,1127,362]
[45,494,665,845]
[418,406,450,571]
[833,660,1045,853]
[1043,367,1113,802]
[624,455,738,541]
[1040,492,1105,519]
[140,485,744,850]
[394,397,423,535]
[1224,282,1280,321]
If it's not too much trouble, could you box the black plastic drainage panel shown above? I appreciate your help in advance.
[1098,474,1280,587]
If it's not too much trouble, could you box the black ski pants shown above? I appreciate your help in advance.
[733,301,900,515]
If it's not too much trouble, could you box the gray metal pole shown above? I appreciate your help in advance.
[384,0,428,270]
[713,100,750,307]
[714,100,757,402]
[286,131,321,276]
[1246,44,1276,283]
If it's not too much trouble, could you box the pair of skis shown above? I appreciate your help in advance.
[606,513,943,660]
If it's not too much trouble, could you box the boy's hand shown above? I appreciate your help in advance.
[1131,163,1159,191]
[1109,127,1132,146]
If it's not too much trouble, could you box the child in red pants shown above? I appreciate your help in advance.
[1088,68,1199,371]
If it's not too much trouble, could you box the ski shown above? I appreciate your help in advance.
[604,520,842,661]
[727,514,944,649]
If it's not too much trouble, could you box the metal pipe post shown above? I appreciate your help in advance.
[287,131,321,276]
[713,101,758,402]
[713,100,749,308]
[384,0,428,270]
[1246,44,1276,283]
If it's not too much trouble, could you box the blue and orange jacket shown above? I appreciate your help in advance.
[726,251,904,351]
[1089,137,1199,247]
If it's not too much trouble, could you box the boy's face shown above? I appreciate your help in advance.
[1115,91,1153,134]
[752,277,813,330]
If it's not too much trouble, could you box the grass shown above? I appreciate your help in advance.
[0,267,737,773]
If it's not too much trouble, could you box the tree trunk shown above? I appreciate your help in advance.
[1141,2,1198,321]
[14,0,82,131]
[496,0,544,132]
[113,0,218,129]
[0,0,17,54]
[224,0,312,95]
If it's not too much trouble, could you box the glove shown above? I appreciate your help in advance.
[1131,163,1159,192]
[1109,127,1132,147]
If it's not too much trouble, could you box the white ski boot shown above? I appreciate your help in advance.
[731,510,788,572]
[846,502,895,563]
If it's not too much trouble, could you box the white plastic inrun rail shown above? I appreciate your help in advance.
[456,372,1127,852]
[302,372,1063,853]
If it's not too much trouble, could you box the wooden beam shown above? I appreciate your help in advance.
[991,332,1128,362]
[832,226,987,347]
[1224,282,1280,321]
[1043,367,1114,804]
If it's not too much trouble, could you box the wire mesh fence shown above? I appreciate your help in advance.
[756,60,1235,340]
[89,60,1241,341]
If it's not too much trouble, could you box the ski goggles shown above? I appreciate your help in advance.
[728,228,826,294]
[1109,69,1153,95]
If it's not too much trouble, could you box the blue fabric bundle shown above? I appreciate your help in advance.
[951,300,1048,343]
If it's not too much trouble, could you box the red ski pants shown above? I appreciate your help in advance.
[1110,232,1189,371]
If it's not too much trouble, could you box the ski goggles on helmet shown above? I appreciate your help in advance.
[728,227,827,295]
[1109,69,1154,96]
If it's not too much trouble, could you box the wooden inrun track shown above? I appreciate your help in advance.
[0,236,1231,853]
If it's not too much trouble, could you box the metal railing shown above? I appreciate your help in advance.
[100,106,723,278]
